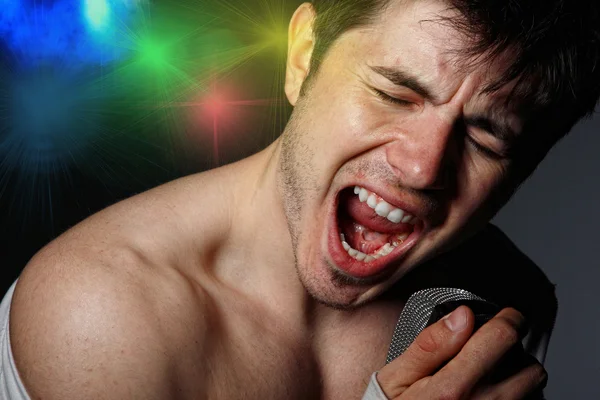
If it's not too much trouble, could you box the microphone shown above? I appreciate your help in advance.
[386,288,534,390]
[387,288,493,364]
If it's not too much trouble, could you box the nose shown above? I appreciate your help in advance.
[385,116,458,190]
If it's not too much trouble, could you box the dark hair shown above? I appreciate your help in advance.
[308,0,600,146]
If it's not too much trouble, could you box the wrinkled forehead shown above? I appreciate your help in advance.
[349,0,519,107]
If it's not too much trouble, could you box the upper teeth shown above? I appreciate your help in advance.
[354,186,418,224]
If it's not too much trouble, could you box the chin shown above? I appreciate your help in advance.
[295,254,400,310]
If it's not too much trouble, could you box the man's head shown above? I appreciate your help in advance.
[307,0,600,142]
[277,0,600,308]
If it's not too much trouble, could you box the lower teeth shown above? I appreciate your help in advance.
[339,233,406,263]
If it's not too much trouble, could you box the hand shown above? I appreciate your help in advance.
[377,306,548,399]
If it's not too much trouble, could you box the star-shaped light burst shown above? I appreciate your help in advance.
[170,75,278,166]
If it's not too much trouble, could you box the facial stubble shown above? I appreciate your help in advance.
[278,96,392,309]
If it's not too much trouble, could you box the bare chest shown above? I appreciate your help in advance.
[198,303,400,400]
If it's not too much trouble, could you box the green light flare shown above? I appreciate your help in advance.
[138,38,170,70]
[96,0,288,158]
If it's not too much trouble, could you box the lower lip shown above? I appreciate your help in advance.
[326,203,423,279]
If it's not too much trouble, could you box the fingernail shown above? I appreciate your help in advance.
[443,306,467,332]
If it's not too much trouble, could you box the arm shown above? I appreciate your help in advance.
[9,248,205,400]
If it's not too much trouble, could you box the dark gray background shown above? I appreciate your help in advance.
[493,113,600,399]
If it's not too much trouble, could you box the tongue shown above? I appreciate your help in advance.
[340,219,391,254]
[338,190,414,255]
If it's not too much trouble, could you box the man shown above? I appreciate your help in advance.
[2,0,598,398]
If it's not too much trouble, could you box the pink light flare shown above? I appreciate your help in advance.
[175,83,278,167]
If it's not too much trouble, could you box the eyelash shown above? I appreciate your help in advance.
[466,136,506,160]
[373,89,414,106]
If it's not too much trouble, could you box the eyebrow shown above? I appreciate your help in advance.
[370,65,438,102]
[370,66,518,140]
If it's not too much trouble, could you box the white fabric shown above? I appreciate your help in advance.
[362,372,389,400]
[0,281,31,400]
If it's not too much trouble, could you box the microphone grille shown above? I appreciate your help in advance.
[386,288,485,364]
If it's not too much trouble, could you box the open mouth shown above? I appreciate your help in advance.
[329,186,423,279]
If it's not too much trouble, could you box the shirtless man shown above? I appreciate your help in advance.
[4,0,599,399]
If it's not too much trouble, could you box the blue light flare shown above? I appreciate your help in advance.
[0,0,147,69]
[0,69,106,172]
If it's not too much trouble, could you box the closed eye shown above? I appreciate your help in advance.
[466,135,506,160]
[373,89,414,106]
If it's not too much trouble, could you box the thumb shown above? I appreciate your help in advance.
[377,305,474,398]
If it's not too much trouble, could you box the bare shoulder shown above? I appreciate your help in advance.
[8,158,257,398]
[71,168,236,255]
[10,229,217,399]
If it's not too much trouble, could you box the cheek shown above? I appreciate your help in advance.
[450,154,509,222]
[301,87,375,163]
[318,93,397,157]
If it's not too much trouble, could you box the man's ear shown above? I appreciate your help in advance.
[285,3,316,106]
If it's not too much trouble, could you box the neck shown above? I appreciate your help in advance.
[212,139,402,336]
[216,139,316,327]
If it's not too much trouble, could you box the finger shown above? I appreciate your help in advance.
[471,362,548,400]
[479,349,539,387]
[432,307,528,395]
[377,305,474,398]
[398,376,431,398]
